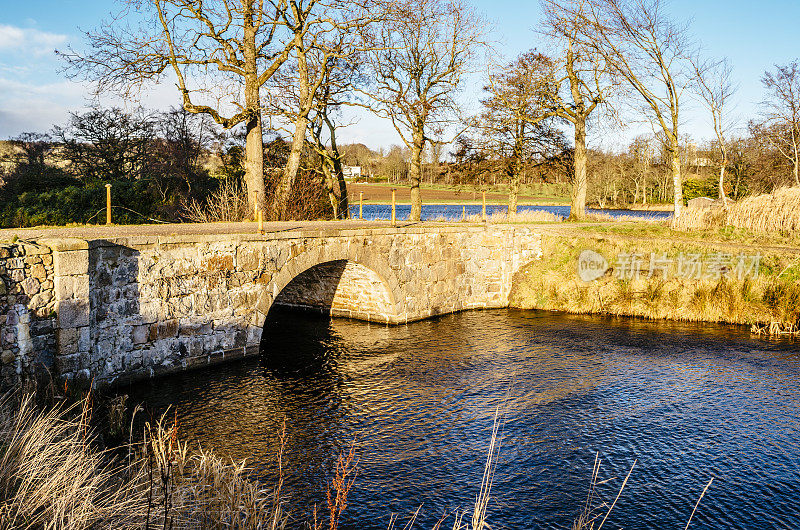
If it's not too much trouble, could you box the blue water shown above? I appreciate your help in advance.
[128,309,800,529]
[348,204,673,221]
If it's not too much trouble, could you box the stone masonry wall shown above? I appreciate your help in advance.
[0,226,542,388]
[0,241,57,387]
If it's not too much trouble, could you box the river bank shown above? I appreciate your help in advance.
[509,225,800,335]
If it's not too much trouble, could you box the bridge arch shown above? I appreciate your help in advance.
[255,241,403,324]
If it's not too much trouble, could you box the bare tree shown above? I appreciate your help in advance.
[265,2,376,219]
[52,107,157,182]
[479,51,562,216]
[60,0,320,214]
[693,57,737,202]
[754,61,800,187]
[361,0,484,221]
[265,6,373,219]
[559,0,698,219]
[303,54,367,219]
[541,0,617,219]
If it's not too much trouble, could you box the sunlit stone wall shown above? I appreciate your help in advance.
[0,226,542,387]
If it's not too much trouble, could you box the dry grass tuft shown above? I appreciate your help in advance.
[0,394,143,529]
[675,187,800,233]
[0,394,287,529]
[182,178,250,223]
[726,187,800,233]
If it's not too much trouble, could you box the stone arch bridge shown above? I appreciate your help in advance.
[0,225,541,387]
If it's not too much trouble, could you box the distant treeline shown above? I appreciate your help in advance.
[1,102,797,228]
[0,107,336,228]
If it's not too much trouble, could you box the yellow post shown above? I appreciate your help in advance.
[257,207,264,234]
[482,190,487,222]
[105,184,112,225]
[359,192,364,220]
[391,188,396,226]
[462,205,466,221]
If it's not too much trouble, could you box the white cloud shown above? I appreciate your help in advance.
[0,24,67,55]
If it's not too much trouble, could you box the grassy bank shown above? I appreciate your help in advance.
[510,229,800,335]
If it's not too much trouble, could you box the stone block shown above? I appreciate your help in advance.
[237,246,259,271]
[179,321,204,336]
[29,263,47,281]
[55,354,80,374]
[55,276,73,300]
[57,328,80,355]
[54,249,89,277]
[132,324,149,345]
[23,244,50,256]
[1,350,15,364]
[157,319,179,340]
[21,277,40,295]
[78,326,91,352]
[28,291,53,309]
[57,299,90,328]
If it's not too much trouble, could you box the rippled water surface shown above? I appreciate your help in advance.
[128,310,800,529]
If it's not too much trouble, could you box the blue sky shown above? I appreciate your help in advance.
[1,0,799,150]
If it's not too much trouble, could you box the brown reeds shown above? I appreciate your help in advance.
[0,393,286,529]
[675,186,800,233]
[726,187,800,233]
[0,393,143,529]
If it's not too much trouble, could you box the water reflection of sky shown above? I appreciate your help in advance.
[348,204,673,221]
[127,309,800,530]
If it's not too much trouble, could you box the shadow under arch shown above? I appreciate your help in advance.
[258,256,399,374]
[255,244,403,325]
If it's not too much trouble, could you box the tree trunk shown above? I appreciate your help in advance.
[242,4,264,218]
[794,156,799,186]
[719,163,727,201]
[273,36,311,220]
[331,156,349,219]
[570,118,588,220]
[409,130,424,221]
[275,114,309,219]
[321,161,339,218]
[244,114,265,217]
[326,116,349,219]
[671,142,683,220]
[508,160,520,219]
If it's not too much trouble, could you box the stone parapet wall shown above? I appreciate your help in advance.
[0,225,542,388]
[0,241,57,387]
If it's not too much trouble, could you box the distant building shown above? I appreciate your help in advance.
[342,166,362,180]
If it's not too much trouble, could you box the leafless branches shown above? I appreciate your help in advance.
[360,0,486,220]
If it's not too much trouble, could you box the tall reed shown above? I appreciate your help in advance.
[675,186,800,233]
